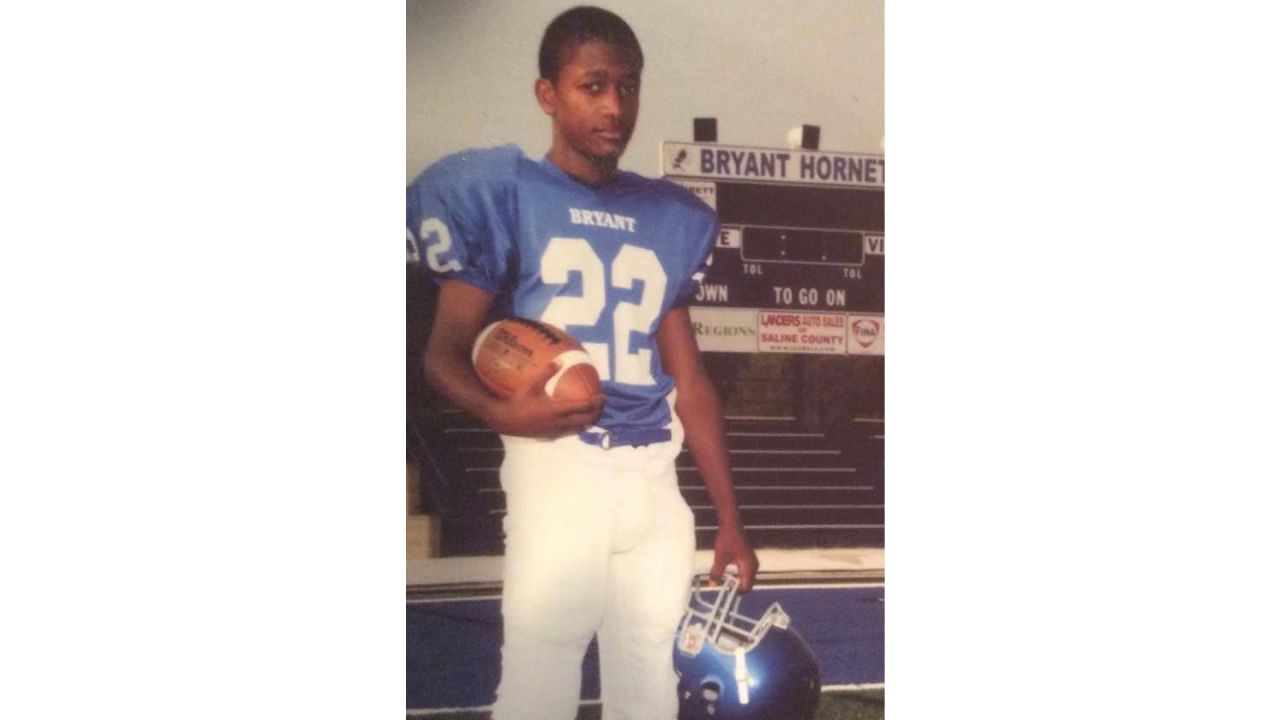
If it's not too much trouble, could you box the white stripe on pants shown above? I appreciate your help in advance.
[491,434,696,720]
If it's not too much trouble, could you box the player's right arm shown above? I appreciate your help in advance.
[422,280,602,439]
[410,148,601,438]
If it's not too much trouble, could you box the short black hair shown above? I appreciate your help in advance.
[538,6,644,82]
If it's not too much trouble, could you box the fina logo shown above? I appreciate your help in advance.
[672,149,688,171]
[851,318,881,349]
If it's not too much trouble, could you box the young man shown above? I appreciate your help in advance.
[408,7,756,719]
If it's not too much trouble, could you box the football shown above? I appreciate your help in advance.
[470,317,603,402]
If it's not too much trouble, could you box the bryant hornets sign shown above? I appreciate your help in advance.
[662,142,885,355]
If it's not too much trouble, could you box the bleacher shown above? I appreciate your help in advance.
[408,408,883,556]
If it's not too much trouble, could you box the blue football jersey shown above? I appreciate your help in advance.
[407,145,718,444]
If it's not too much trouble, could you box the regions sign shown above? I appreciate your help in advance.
[689,307,757,353]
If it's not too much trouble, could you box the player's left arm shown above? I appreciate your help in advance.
[657,306,759,591]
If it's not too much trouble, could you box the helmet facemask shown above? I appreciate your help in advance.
[674,571,822,719]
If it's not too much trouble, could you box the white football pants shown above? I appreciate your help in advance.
[491,434,696,720]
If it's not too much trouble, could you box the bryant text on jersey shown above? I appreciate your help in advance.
[569,207,637,232]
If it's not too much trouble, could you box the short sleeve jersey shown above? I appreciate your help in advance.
[407,145,718,438]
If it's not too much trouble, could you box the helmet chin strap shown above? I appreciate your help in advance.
[734,646,751,705]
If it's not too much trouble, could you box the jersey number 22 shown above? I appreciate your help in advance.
[539,238,666,386]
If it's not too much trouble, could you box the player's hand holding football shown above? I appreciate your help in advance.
[710,525,758,592]
[488,361,604,439]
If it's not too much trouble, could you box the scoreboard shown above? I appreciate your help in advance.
[661,142,885,356]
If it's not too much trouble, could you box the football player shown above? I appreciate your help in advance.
[408,6,757,719]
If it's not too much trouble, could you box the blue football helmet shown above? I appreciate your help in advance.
[673,572,821,720]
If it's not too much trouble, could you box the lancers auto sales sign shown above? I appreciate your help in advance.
[758,311,846,354]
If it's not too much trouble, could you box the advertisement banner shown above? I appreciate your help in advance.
[847,315,885,355]
[757,311,848,354]
[691,307,885,356]
[689,307,758,353]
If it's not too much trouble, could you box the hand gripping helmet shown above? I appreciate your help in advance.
[673,572,821,720]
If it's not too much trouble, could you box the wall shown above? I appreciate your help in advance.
[407,0,884,181]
